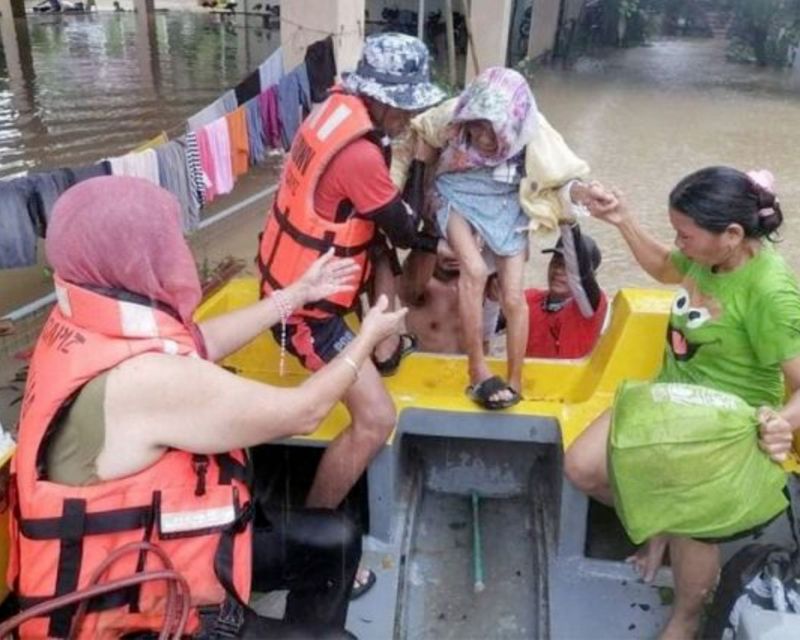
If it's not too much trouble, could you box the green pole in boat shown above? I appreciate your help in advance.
[471,491,485,593]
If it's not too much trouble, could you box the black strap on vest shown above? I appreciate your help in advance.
[215,453,251,487]
[19,505,152,540]
[49,498,87,637]
[127,493,159,615]
[16,461,250,634]
[270,204,374,258]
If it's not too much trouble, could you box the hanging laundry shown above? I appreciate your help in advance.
[187,90,238,132]
[226,106,250,179]
[304,36,337,103]
[184,131,206,211]
[277,64,311,150]
[0,179,38,269]
[244,97,266,165]
[258,85,282,150]
[155,140,199,232]
[72,162,111,184]
[196,128,218,203]
[235,69,261,107]
[27,169,76,237]
[131,132,168,153]
[258,47,285,91]
[204,117,235,196]
[108,149,160,185]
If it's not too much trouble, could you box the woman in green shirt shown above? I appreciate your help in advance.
[565,166,800,640]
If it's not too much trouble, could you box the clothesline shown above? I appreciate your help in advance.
[0,35,338,272]
[2,183,279,323]
[279,16,364,39]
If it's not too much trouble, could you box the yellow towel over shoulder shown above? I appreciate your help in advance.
[390,98,590,233]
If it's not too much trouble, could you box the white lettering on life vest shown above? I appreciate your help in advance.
[160,504,236,534]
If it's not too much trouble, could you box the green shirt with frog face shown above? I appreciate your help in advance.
[657,244,800,408]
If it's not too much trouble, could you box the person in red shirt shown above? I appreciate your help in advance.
[525,223,607,359]
[257,33,445,599]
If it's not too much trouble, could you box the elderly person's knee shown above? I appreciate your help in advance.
[461,259,489,287]
[501,287,526,315]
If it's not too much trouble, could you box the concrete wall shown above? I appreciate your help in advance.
[465,0,514,82]
[527,0,562,60]
[562,0,585,22]
[281,0,366,74]
[0,0,25,18]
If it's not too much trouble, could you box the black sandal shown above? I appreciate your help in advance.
[466,375,521,411]
[371,333,418,377]
[350,568,376,600]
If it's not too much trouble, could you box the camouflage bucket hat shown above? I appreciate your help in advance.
[342,32,446,111]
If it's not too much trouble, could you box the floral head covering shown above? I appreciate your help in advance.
[439,67,539,172]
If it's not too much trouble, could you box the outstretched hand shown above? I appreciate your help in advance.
[588,186,629,226]
[361,294,409,346]
[757,406,795,463]
[571,180,619,220]
[296,249,360,305]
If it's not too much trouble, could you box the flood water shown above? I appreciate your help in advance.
[526,38,800,292]
[0,11,279,178]
[0,11,280,315]
[2,18,800,316]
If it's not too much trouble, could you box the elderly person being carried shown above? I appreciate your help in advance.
[394,67,614,409]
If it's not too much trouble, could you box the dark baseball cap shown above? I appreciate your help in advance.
[542,233,602,271]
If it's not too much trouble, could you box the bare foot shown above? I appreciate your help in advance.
[659,612,700,640]
[626,535,669,583]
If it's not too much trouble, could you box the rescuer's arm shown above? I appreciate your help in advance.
[198,250,360,362]
[96,297,406,480]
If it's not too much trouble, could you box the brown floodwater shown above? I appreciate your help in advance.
[2,23,800,318]
[1,11,279,315]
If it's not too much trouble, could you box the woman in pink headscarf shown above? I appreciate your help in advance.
[566,166,800,640]
[15,176,406,638]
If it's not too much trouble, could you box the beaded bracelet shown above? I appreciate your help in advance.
[272,290,293,377]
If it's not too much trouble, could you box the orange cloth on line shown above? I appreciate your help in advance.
[226,107,250,178]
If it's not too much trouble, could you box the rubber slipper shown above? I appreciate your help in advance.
[372,333,417,377]
[466,375,521,411]
[350,568,376,600]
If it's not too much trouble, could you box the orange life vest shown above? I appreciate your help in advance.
[8,277,253,639]
[258,91,377,319]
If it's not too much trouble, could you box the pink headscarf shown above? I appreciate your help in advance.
[438,67,539,173]
[46,176,206,353]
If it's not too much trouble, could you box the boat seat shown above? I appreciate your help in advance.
[194,279,800,542]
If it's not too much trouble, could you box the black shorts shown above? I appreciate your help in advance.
[272,315,355,372]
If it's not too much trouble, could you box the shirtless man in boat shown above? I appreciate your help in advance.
[399,248,500,355]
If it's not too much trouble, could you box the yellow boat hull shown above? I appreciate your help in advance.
[194,277,800,469]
